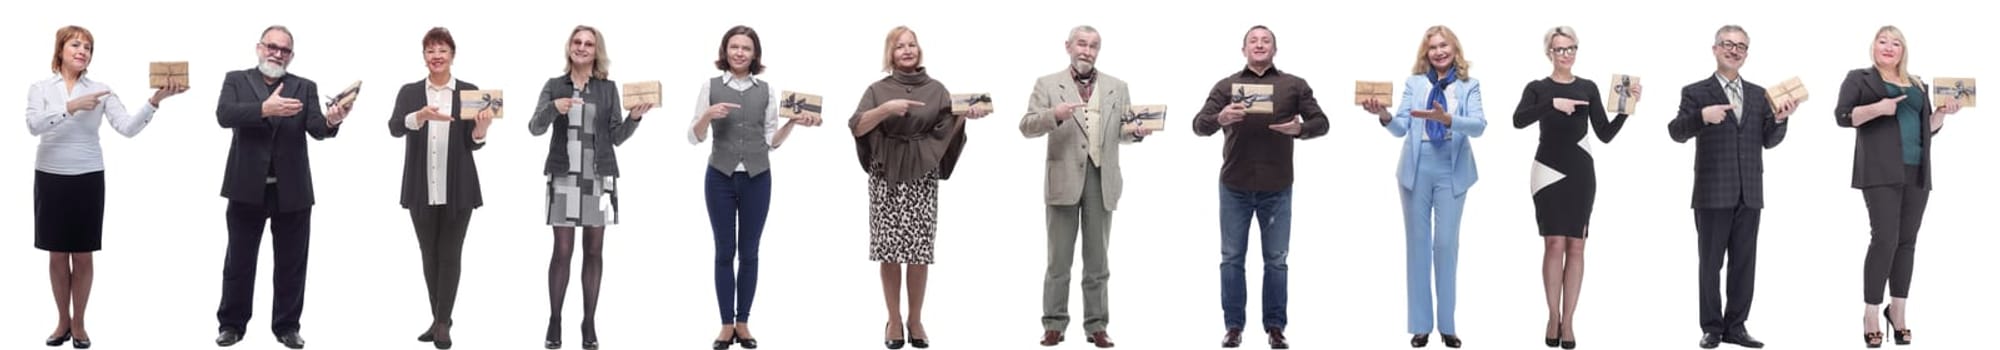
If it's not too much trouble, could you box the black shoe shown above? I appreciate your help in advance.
[1561,340,1577,349]
[71,338,91,349]
[545,317,562,349]
[215,330,244,347]
[739,337,759,349]
[1441,334,1461,348]
[1884,306,1912,345]
[1545,321,1561,348]
[883,322,906,349]
[46,330,71,347]
[580,320,599,350]
[276,332,307,349]
[1411,333,1429,348]
[1698,333,1721,349]
[434,340,452,350]
[1721,332,1763,348]
[1265,328,1288,349]
[910,338,930,349]
[714,337,734,350]
[1221,328,1243,348]
[418,330,434,343]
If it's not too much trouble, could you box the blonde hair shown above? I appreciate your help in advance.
[563,25,611,79]
[1874,25,1912,84]
[881,26,922,73]
[1410,25,1471,79]
[50,26,94,75]
[1544,26,1577,56]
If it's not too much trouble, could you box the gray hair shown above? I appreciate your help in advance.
[261,25,293,44]
[1068,25,1099,43]
[1713,25,1747,44]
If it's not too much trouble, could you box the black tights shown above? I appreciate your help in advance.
[548,226,605,342]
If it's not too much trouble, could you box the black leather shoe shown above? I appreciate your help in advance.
[276,332,307,349]
[418,330,434,343]
[46,330,71,347]
[71,338,92,349]
[909,338,929,349]
[1441,334,1461,348]
[1698,333,1722,349]
[215,330,244,347]
[713,337,733,350]
[544,317,562,349]
[1411,333,1430,348]
[883,322,905,349]
[738,337,759,349]
[1722,332,1763,348]
[434,340,452,350]
[1266,328,1288,349]
[1221,328,1243,348]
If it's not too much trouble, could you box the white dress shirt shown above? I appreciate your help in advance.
[404,78,457,205]
[25,75,156,175]
[687,73,784,172]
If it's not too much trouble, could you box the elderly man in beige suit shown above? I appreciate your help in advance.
[1020,25,1151,349]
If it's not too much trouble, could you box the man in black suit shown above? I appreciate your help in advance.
[213,25,348,350]
[1666,25,1792,350]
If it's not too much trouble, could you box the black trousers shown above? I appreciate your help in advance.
[218,184,312,334]
[1694,206,1760,335]
[1862,166,1928,304]
[411,206,474,324]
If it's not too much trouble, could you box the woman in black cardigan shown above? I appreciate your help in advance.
[386,27,492,350]
[1831,25,1962,348]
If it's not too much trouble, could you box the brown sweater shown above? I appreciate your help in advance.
[1192,66,1330,192]
[848,68,967,183]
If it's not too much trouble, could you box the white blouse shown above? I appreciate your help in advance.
[403,78,458,205]
[25,75,156,175]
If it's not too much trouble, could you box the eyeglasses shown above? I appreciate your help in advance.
[1548,45,1579,56]
[261,42,294,56]
[1715,40,1748,52]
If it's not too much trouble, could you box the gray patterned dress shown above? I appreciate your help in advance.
[547,89,618,227]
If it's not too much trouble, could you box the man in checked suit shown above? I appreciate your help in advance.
[1019,25,1150,349]
[1666,25,1793,350]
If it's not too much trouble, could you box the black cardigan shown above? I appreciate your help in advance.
[1833,68,1939,190]
[387,79,484,209]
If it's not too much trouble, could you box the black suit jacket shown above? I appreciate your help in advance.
[215,69,339,213]
[1834,68,1939,190]
[388,80,485,210]
[1667,75,1788,209]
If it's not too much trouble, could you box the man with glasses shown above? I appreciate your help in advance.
[212,25,348,349]
[1666,24,1792,349]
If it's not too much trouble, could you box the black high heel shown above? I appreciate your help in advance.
[1883,306,1911,345]
[45,330,71,347]
[580,320,599,350]
[1441,334,1461,348]
[1560,323,1577,349]
[907,322,929,349]
[738,334,759,349]
[1545,321,1560,348]
[883,322,906,349]
[544,316,562,349]
[71,338,92,349]
[713,334,734,350]
[1411,333,1430,348]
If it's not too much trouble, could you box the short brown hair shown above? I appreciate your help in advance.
[714,26,765,75]
[881,26,921,73]
[50,25,95,75]
[423,27,456,51]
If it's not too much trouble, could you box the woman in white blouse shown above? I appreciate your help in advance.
[24,25,186,349]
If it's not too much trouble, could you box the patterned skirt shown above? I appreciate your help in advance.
[547,174,618,227]
[868,172,940,264]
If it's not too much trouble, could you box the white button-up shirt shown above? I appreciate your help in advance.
[687,73,784,171]
[25,75,156,175]
[405,78,456,205]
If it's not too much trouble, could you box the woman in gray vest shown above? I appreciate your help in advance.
[528,25,651,350]
[849,26,990,349]
[687,25,823,350]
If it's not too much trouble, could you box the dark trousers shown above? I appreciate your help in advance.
[218,184,312,334]
[411,206,473,324]
[1862,166,1929,304]
[1694,206,1760,335]
[706,169,771,324]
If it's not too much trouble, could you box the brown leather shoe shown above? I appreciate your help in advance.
[1267,327,1289,349]
[1089,331,1115,348]
[1040,330,1063,346]
[1222,328,1244,348]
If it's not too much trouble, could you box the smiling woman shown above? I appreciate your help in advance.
[386,26,489,350]
[25,24,187,350]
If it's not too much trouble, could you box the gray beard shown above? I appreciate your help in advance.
[1071,61,1093,75]
[258,61,287,79]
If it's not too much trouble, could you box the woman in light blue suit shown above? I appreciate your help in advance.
[1361,25,1484,349]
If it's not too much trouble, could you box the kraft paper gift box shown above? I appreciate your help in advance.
[326,81,361,109]
[1231,83,1275,114]
[621,81,661,110]
[778,91,823,119]
[458,90,503,119]
[1353,81,1393,106]
[1765,76,1809,108]
[1931,77,1976,108]
[1126,104,1167,131]
[148,61,188,89]
[1606,74,1641,115]
[951,93,993,114]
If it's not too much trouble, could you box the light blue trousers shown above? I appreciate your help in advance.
[1401,144,1465,335]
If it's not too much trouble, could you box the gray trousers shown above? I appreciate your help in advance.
[1043,166,1112,333]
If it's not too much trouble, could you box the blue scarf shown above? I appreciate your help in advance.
[1424,66,1457,142]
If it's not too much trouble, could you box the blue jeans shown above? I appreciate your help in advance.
[1402,144,1465,335]
[706,169,771,324]
[1219,183,1291,330]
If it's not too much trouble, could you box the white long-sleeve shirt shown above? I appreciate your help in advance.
[403,78,459,205]
[25,75,156,175]
[687,73,785,169]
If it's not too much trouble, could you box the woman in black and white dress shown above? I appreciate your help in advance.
[25,25,187,349]
[527,25,651,350]
[1511,26,1639,349]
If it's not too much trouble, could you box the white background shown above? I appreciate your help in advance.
[1,0,1992,349]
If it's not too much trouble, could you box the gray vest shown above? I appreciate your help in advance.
[707,77,772,175]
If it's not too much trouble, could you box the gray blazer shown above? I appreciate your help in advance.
[1019,70,1139,211]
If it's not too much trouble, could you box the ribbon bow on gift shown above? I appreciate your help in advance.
[781,93,821,116]
[958,94,993,106]
[1230,86,1270,106]
[475,93,503,114]
[1125,109,1164,124]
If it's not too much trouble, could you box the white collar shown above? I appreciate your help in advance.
[719,72,758,86]
[425,77,457,91]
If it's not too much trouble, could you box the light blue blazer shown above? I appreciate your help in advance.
[1384,74,1485,195]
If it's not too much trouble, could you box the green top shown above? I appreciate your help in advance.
[1885,82,1926,166]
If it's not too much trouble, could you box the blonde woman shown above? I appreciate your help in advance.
[1832,25,1961,348]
